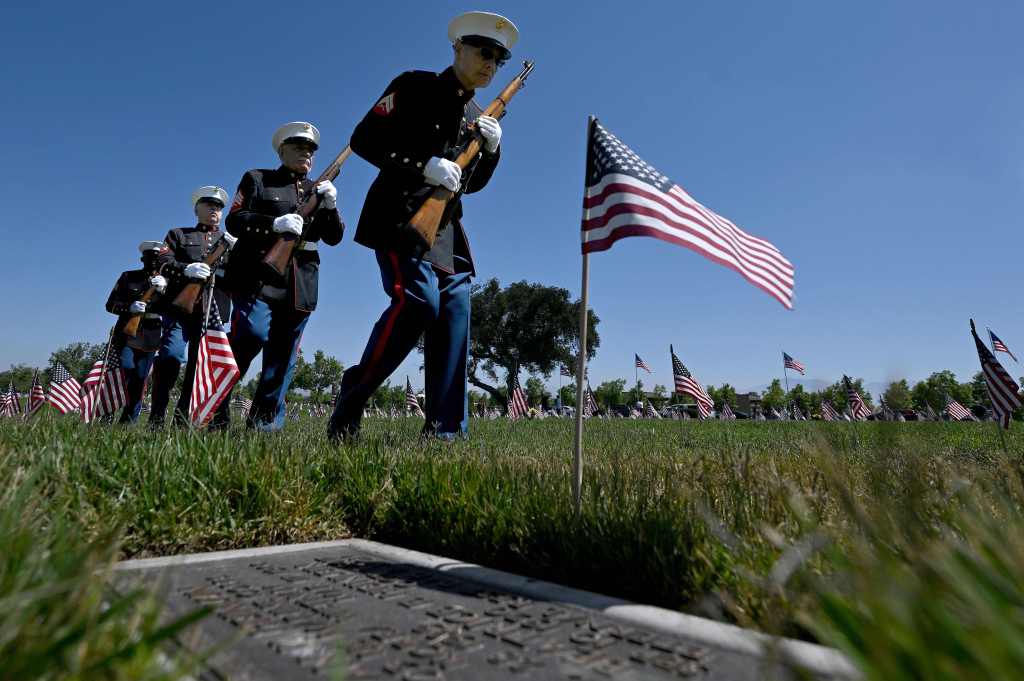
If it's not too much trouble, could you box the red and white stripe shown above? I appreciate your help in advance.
[946,399,975,422]
[582,173,794,309]
[81,357,128,423]
[47,376,82,414]
[190,327,240,427]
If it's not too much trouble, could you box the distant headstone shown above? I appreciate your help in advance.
[116,543,798,680]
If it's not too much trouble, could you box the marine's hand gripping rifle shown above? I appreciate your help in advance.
[405,60,535,251]
[260,146,352,282]
[122,266,163,338]
[171,235,236,315]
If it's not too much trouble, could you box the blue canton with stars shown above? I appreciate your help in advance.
[587,120,673,191]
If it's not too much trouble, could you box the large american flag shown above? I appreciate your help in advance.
[989,328,1017,363]
[405,376,424,416]
[27,370,46,416]
[81,346,128,423]
[670,345,713,419]
[190,304,240,427]
[843,376,871,421]
[783,352,805,375]
[945,396,976,422]
[581,119,794,309]
[507,369,529,420]
[972,319,1021,429]
[635,354,651,373]
[47,363,82,414]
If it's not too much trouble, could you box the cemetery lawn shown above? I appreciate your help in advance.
[3,415,1024,680]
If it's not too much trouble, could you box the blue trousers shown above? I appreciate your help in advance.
[148,314,202,425]
[329,251,472,438]
[117,343,155,423]
[226,294,309,431]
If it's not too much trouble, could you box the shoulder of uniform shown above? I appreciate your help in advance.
[393,70,437,88]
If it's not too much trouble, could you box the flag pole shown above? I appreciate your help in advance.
[573,115,596,515]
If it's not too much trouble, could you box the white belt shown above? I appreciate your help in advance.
[299,242,318,251]
[143,313,161,320]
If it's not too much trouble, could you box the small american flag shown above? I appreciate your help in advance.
[47,363,82,414]
[719,402,736,420]
[843,376,871,421]
[783,352,805,375]
[820,401,841,422]
[405,376,424,416]
[989,329,1017,363]
[644,400,661,419]
[791,403,806,421]
[635,354,651,373]
[234,396,253,419]
[27,371,46,416]
[0,381,19,417]
[582,383,599,417]
[507,369,529,420]
[81,346,128,423]
[670,345,713,419]
[560,365,573,378]
[972,319,1021,429]
[190,304,240,427]
[581,119,794,309]
[945,397,976,422]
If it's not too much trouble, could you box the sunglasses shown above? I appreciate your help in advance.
[460,38,509,67]
[477,45,509,67]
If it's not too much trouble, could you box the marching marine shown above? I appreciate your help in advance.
[148,186,235,428]
[104,241,168,423]
[328,11,518,440]
[218,122,343,431]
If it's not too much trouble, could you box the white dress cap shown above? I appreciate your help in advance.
[191,185,229,208]
[272,122,320,152]
[447,11,518,51]
[138,240,164,253]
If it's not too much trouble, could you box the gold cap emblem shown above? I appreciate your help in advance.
[495,19,507,30]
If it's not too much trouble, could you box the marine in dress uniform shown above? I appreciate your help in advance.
[327,11,517,440]
[104,241,168,423]
[220,122,343,431]
[148,186,236,427]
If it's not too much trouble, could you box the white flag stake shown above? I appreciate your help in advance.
[572,116,597,514]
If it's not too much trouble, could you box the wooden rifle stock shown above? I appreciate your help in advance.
[171,237,234,315]
[261,145,352,281]
[406,60,535,250]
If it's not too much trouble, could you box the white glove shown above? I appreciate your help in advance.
[423,157,461,192]
[221,232,238,248]
[129,301,147,314]
[149,275,167,293]
[476,115,502,153]
[272,213,304,235]
[184,262,211,280]
[316,180,337,209]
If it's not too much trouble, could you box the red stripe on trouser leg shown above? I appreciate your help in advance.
[361,252,406,381]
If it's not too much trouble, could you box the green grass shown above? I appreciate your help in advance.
[2,414,1024,679]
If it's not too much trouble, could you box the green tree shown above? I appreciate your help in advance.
[48,342,106,381]
[369,381,407,412]
[760,379,786,412]
[707,383,737,411]
[911,370,971,413]
[293,349,344,399]
[468,279,600,407]
[593,379,626,408]
[557,384,577,408]
[823,377,872,412]
[882,379,913,411]
[0,364,41,393]
[627,379,645,405]
[524,377,549,407]
[786,384,809,412]
[969,372,992,410]
[651,384,668,402]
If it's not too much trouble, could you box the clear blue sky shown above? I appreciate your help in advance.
[2,1,1022,396]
